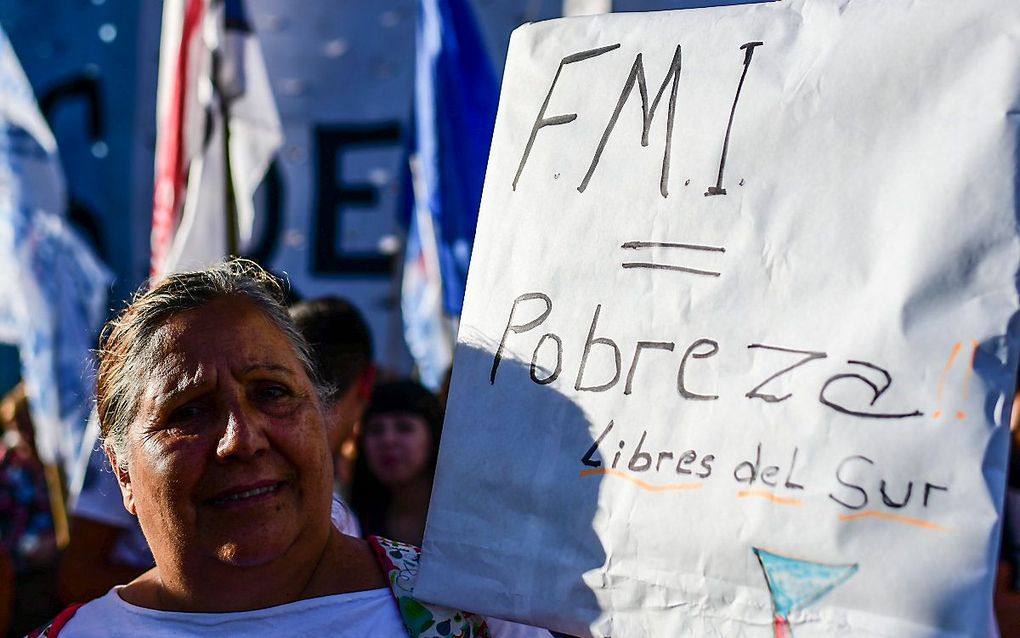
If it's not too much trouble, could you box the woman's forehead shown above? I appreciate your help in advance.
[366,411,429,425]
[144,299,305,383]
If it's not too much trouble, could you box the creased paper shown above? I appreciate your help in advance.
[416,1,1020,636]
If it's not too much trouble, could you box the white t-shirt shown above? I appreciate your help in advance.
[61,587,407,637]
[60,587,553,638]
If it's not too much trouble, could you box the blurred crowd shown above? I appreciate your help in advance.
[0,285,457,636]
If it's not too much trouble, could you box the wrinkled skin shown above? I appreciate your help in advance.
[109,297,383,611]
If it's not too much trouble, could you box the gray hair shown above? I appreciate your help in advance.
[97,259,330,467]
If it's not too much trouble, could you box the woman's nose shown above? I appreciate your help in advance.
[377,426,402,445]
[216,403,268,460]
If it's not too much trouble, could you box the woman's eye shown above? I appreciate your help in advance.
[396,419,418,434]
[156,394,215,435]
[166,402,205,425]
[255,383,290,402]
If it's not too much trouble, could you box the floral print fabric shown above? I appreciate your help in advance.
[368,536,491,638]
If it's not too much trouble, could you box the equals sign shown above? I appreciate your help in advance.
[621,241,726,277]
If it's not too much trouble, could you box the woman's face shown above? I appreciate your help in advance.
[113,297,333,571]
[362,412,433,488]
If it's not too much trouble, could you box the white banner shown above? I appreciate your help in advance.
[416,1,1020,636]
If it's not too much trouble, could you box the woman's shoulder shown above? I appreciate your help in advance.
[27,586,158,637]
[24,603,84,638]
[25,588,121,638]
[110,566,161,608]
[321,531,390,594]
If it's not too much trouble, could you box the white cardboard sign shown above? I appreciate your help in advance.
[416,2,1020,636]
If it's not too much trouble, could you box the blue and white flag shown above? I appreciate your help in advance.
[402,0,498,389]
[0,24,111,468]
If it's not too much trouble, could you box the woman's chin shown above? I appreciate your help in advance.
[205,516,331,569]
[375,467,420,488]
[212,539,291,567]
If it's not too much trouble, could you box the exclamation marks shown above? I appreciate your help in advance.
[933,340,978,420]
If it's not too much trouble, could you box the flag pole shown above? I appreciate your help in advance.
[220,84,240,258]
[42,462,70,548]
[212,2,240,260]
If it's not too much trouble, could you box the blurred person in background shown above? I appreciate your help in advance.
[0,384,59,635]
[289,296,375,498]
[351,380,443,547]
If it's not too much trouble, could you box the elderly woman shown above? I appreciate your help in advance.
[32,260,547,637]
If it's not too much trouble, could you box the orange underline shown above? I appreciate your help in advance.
[579,468,704,493]
[737,490,802,506]
[839,511,945,531]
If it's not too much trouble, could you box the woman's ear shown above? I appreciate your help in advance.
[105,445,137,516]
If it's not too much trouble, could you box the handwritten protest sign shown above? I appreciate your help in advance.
[415,1,1020,636]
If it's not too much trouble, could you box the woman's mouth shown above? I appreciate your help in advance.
[208,481,286,506]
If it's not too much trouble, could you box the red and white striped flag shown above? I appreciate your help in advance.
[150,0,281,279]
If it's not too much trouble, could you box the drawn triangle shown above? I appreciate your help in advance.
[753,547,858,618]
